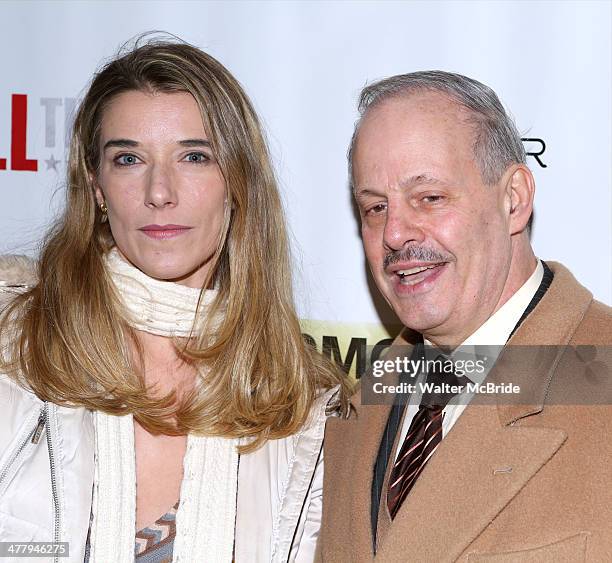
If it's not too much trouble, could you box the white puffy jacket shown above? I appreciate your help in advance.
[0,257,337,562]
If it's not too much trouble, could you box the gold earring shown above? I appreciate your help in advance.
[100,201,108,223]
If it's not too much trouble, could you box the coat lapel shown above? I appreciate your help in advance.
[350,400,393,560]
[375,402,567,561]
[343,332,421,559]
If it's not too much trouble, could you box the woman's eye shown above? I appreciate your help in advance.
[114,154,139,166]
[184,152,209,164]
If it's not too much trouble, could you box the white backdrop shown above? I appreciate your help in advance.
[0,1,610,353]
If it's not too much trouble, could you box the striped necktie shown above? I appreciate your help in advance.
[387,355,466,519]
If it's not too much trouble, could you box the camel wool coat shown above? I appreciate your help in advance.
[317,262,612,562]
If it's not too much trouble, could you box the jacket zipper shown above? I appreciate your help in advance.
[43,402,61,563]
[0,402,61,562]
[0,405,46,492]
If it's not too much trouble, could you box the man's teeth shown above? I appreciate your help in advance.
[397,264,439,277]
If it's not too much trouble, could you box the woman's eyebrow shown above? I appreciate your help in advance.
[103,138,139,151]
[178,139,211,148]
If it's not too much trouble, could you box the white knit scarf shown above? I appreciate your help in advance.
[88,249,239,563]
[105,247,218,337]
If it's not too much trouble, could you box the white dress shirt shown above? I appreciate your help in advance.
[394,260,544,461]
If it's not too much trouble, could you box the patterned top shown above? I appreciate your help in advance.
[134,501,179,562]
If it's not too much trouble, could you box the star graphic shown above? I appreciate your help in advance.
[45,154,61,171]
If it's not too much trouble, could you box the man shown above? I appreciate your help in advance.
[318,71,612,561]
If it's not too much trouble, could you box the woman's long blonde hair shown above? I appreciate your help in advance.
[0,36,349,451]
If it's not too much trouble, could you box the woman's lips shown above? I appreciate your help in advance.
[138,225,193,240]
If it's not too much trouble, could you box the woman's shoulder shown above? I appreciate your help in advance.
[0,254,37,285]
[0,370,43,427]
[0,254,37,306]
[292,386,343,445]
[0,255,37,392]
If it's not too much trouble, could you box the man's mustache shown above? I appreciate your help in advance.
[383,246,454,270]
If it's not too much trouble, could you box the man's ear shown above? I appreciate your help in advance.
[503,164,535,236]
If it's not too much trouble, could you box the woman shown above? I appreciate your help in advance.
[0,37,349,562]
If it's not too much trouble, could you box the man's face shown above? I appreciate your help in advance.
[352,93,514,345]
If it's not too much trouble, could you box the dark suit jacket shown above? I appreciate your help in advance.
[317,262,612,562]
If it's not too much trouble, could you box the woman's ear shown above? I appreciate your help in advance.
[90,172,105,207]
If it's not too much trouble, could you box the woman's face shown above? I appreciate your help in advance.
[94,90,226,288]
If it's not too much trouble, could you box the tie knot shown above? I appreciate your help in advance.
[420,354,470,408]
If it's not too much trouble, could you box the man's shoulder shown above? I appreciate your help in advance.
[526,263,612,404]
[511,261,610,345]
[571,298,612,345]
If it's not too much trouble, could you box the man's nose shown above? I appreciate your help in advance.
[145,163,177,208]
[382,204,425,251]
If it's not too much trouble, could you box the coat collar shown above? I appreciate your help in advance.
[496,261,593,425]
